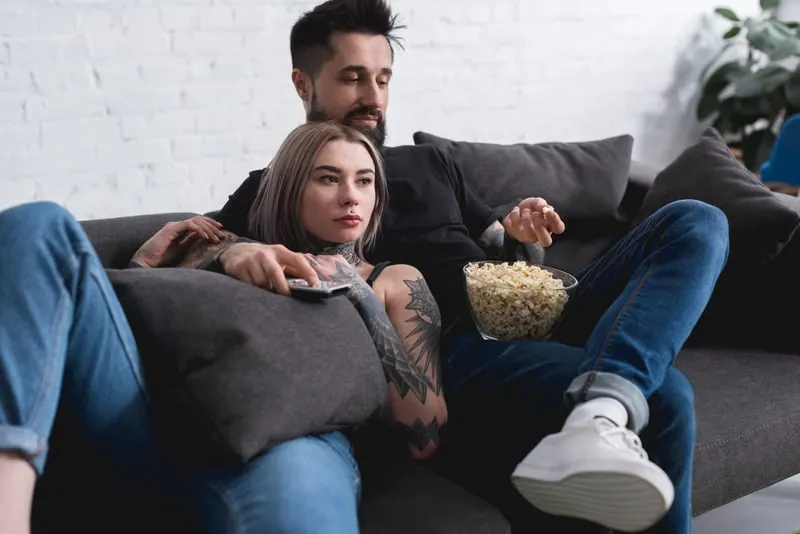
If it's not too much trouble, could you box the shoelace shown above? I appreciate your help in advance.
[597,421,648,461]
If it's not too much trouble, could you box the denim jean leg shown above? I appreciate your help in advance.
[554,199,729,431]
[639,368,696,534]
[192,431,361,534]
[439,330,609,532]
[0,202,173,493]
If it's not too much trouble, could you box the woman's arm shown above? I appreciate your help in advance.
[309,257,446,460]
[377,264,448,459]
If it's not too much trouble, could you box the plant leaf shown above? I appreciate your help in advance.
[734,64,793,97]
[723,25,742,39]
[760,0,781,11]
[697,62,750,119]
[746,19,800,59]
[715,7,740,21]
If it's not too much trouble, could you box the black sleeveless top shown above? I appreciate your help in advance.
[366,261,391,287]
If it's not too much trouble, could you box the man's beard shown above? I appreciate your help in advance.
[307,98,386,148]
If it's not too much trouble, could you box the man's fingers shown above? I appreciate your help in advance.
[188,220,225,242]
[195,217,226,240]
[183,221,213,241]
[545,209,566,234]
[506,207,522,229]
[527,212,551,246]
[519,197,549,212]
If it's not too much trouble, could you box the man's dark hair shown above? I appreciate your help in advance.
[290,0,404,77]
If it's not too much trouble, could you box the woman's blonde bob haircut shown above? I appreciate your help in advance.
[248,121,388,259]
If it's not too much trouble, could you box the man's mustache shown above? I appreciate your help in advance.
[347,107,383,121]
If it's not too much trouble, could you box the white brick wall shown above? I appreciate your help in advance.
[0,0,793,219]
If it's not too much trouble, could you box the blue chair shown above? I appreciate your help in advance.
[760,114,800,186]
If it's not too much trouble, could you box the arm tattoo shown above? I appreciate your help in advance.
[402,417,441,452]
[176,231,238,269]
[177,232,260,270]
[316,259,435,404]
[365,313,435,403]
[403,277,442,393]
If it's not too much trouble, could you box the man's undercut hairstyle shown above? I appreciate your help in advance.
[290,0,404,77]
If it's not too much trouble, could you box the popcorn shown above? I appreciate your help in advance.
[464,261,571,340]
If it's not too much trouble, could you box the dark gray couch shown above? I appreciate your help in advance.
[32,162,800,533]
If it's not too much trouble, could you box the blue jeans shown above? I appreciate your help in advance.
[0,202,360,534]
[438,200,729,534]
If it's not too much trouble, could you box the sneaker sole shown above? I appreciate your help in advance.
[511,463,673,532]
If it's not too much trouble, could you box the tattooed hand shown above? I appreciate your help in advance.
[307,254,374,304]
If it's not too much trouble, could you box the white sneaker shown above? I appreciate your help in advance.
[511,417,675,532]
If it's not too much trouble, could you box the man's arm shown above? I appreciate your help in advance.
[478,220,546,264]
[175,230,240,270]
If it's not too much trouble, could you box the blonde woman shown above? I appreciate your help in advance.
[166,121,447,533]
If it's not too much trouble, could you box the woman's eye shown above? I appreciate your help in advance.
[320,175,338,183]
[359,178,374,185]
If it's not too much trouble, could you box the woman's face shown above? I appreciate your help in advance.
[301,139,377,244]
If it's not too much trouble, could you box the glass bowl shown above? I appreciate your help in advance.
[463,261,578,341]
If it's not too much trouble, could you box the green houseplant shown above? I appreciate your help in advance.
[697,0,800,172]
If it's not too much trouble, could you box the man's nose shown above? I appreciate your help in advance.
[359,80,383,110]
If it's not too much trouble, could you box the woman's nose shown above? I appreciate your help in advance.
[340,185,358,205]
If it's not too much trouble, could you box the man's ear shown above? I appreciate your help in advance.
[291,69,312,103]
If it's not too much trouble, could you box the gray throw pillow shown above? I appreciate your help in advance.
[107,267,387,464]
[635,128,800,269]
[412,131,634,220]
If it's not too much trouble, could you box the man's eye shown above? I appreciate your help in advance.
[342,78,358,84]
[377,80,389,87]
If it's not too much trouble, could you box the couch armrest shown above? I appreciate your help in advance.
[774,191,800,214]
[80,212,198,269]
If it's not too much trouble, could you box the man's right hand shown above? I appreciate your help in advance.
[132,216,225,268]
[218,243,320,295]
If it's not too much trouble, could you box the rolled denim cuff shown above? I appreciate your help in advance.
[0,425,48,475]
[564,371,649,433]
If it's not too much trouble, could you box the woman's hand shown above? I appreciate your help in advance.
[131,216,226,268]
[218,243,320,294]
[306,255,375,303]
[306,254,360,282]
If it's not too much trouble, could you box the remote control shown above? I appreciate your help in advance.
[287,279,352,302]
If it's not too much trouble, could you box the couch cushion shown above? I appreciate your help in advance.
[676,347,800,514]
[635,128,800,270]
[543,218,630,275]
[360,461,510,534]
[107,267,387,464]
[412,131,634,221]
